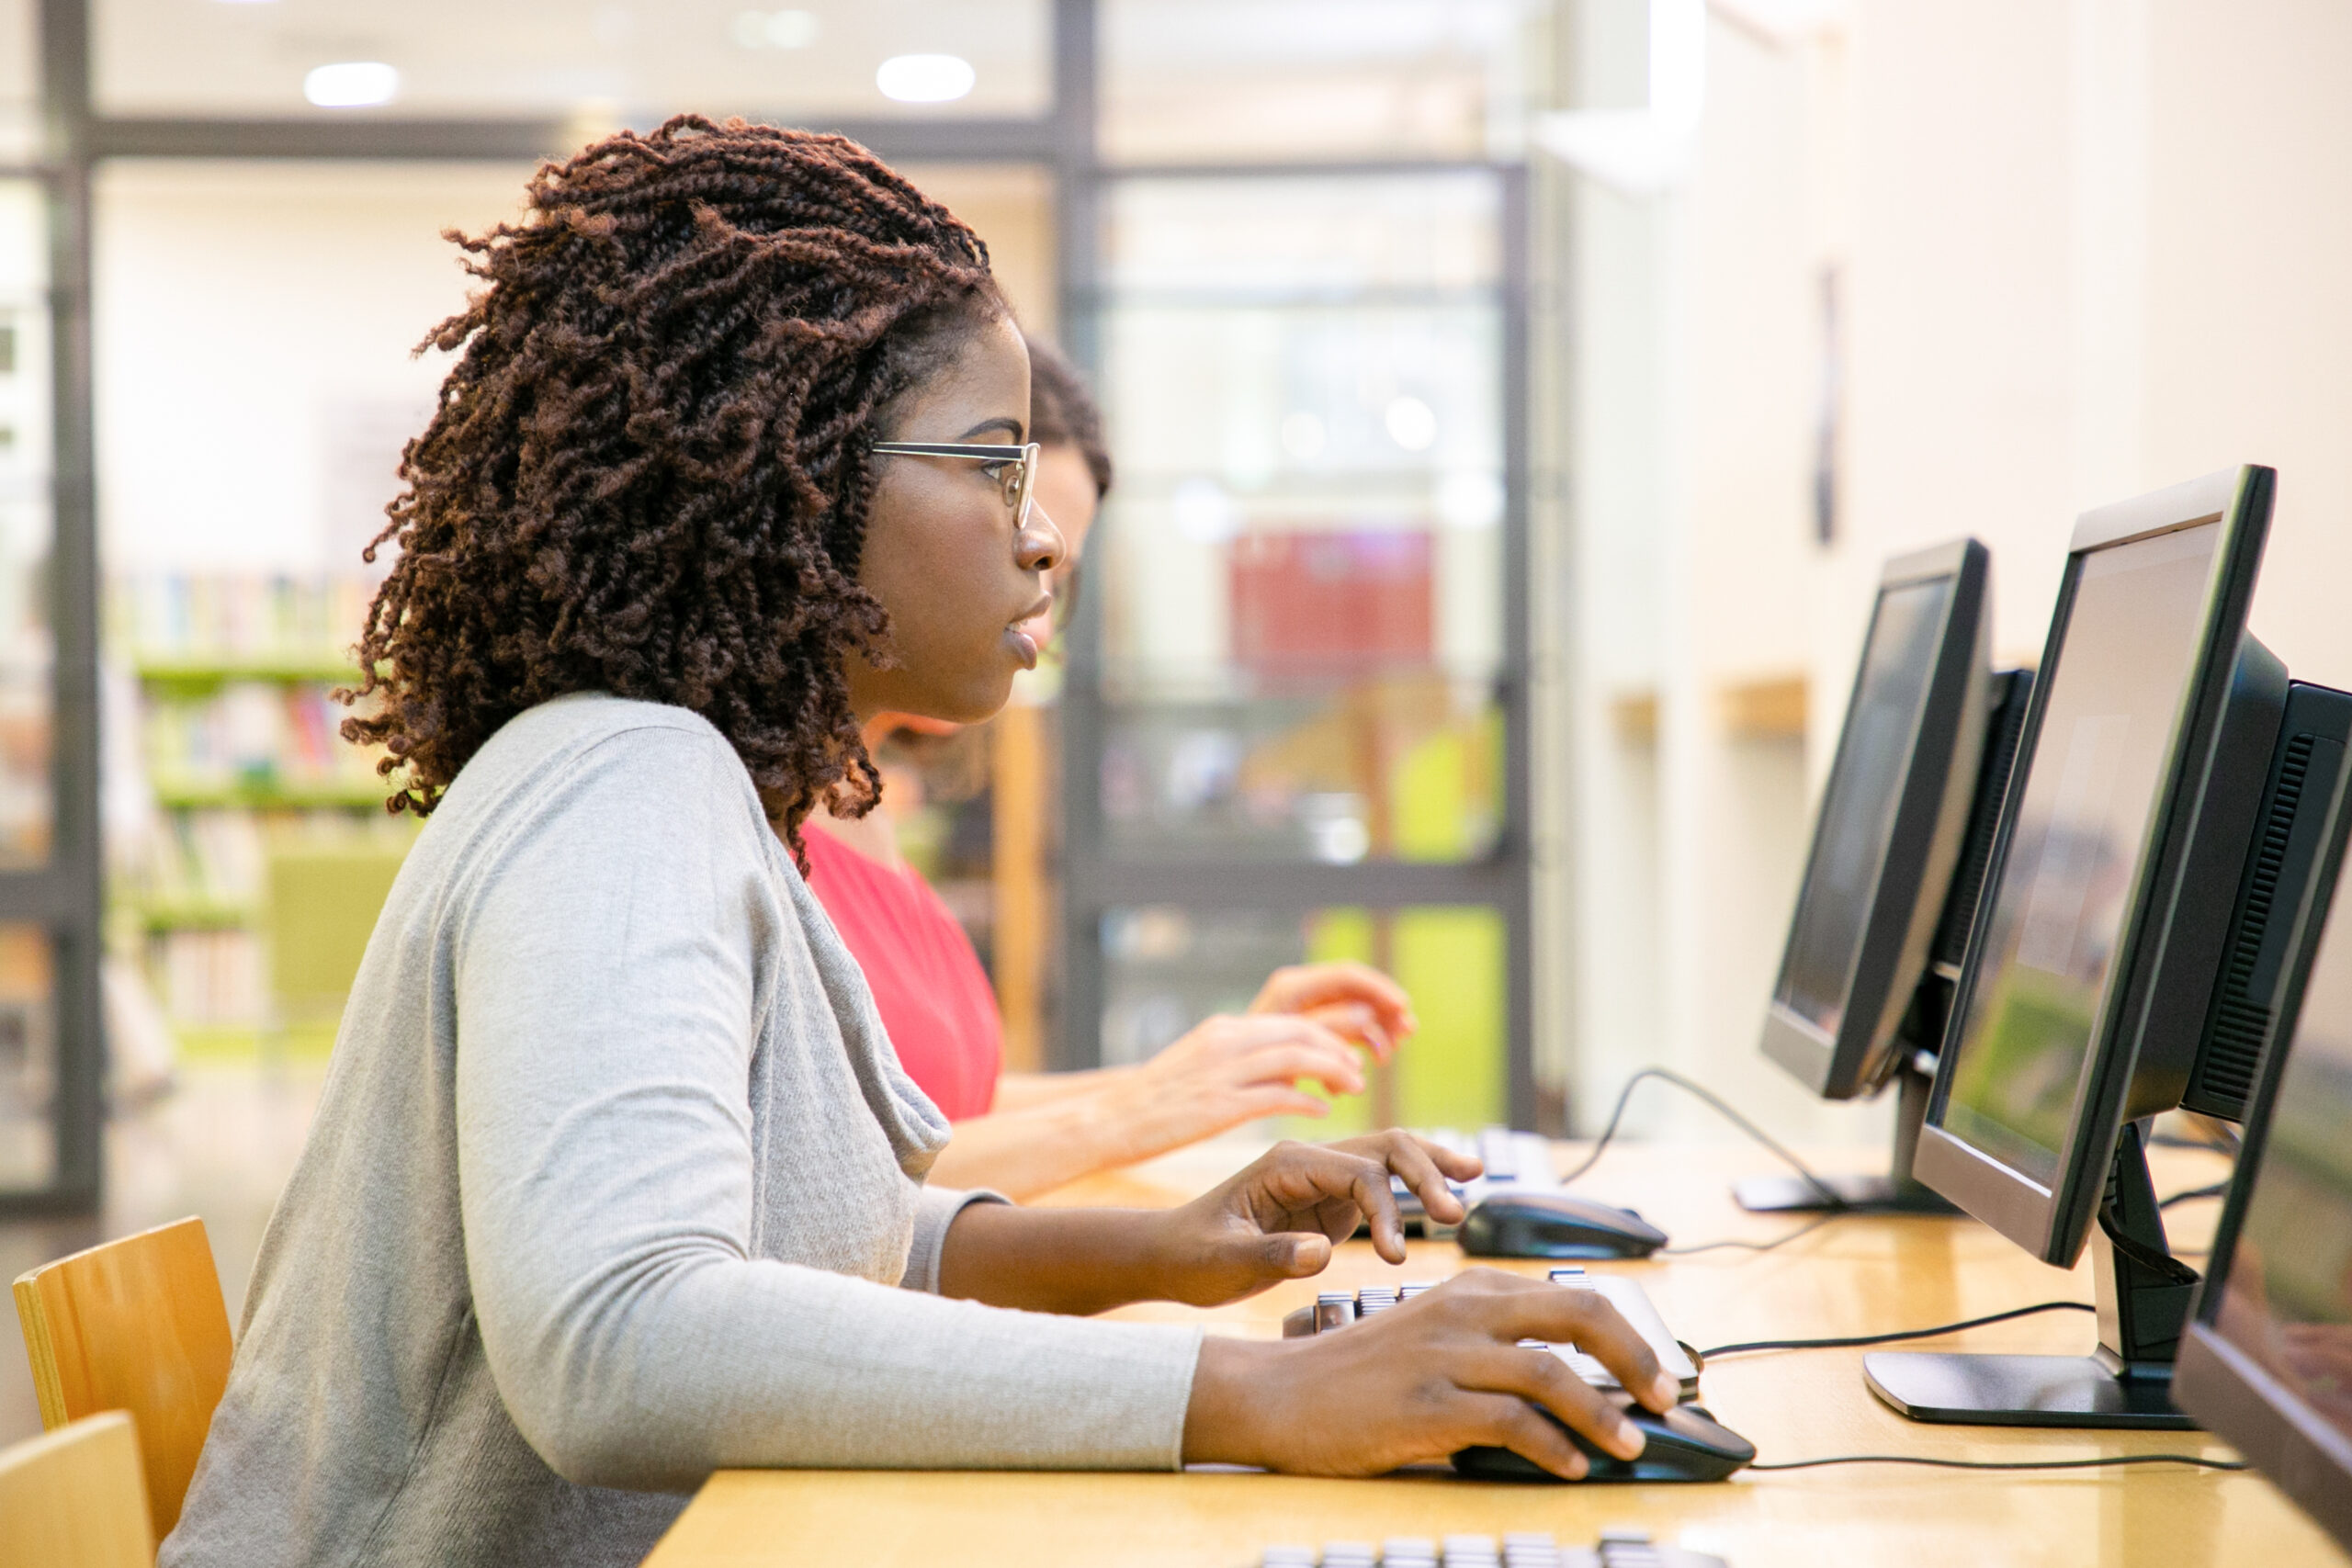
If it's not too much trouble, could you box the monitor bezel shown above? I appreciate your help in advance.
[1759,536,1990,1100]
[1916,466,2275,1266]
[2175,739,2352,1551]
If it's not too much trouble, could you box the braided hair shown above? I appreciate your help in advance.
[341,115,1005,861]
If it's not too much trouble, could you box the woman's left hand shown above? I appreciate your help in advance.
[1249,963,1419,1061]
[1145,1133,1483,1307]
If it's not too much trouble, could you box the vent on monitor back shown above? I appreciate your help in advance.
[1932,670,2033,969]
[2184,732,2316,1121]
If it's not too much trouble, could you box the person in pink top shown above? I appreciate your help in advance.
[805,336,1418,1199]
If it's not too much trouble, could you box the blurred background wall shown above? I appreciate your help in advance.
[0,0,2348,1442]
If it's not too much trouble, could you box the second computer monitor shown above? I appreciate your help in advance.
[1761,538,1990,1102]
[1919,466,2279,1267]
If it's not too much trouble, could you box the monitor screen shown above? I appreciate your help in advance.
[1775,577,1956,1036]
[1938,522,2222,1187]
[2209,874,2352,1450]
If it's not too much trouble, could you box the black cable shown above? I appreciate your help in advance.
[1660,1213,1838,1258]
[1751,1452,2245,1473]
[2158,1181,2230,1209]
[1563,1066,1847,1209]
[1698,1299,2093,1359]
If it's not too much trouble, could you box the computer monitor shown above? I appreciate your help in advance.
[2176,744,2352,1551]
[1871,464,2352,1427]
[1740,538,2020,1213]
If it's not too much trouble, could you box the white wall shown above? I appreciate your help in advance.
[96,162,534,579]
[1551,0,2352,1147]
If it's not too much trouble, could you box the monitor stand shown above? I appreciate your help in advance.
[1862,1122,2200,1429]
[1733,1057,1960,1213]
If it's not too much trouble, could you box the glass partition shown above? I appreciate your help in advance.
[1094,171,1506,866]
[0,177,50,873]
[1102,0,1535,165]
[0,921,53,1191]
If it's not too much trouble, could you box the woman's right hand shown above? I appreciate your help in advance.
[1181,1269,1681,1480]
[1099,1013,1369,1167]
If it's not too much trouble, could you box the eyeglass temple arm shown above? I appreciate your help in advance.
[869,442,1034,459]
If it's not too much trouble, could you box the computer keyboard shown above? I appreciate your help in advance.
[1388,1127,1563,1234]
[1280,1268,1702,1398]
[1258,1527,1727,1568]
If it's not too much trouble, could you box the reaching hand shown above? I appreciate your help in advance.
[1184,1269,1683,1480]
[1144,1133,1480,1306]
[1099,1014,1371,1167]
[1250,962,1419,1061]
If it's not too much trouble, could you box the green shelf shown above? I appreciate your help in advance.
[133,654,364,690]
[152,778,389,810]
[130,897,255,932]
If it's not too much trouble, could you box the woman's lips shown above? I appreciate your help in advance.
[1008,594,1053,665]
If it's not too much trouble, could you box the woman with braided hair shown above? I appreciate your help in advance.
[164,119,1675,1568]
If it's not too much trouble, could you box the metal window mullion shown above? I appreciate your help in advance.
[1498,162,1536,1132]
[7,0,105,1215]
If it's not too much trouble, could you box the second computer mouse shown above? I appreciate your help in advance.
[1455,1190,1668,1259]
[1452,1400,1756,1484]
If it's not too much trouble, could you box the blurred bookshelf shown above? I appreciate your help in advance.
[108,573,411,1059]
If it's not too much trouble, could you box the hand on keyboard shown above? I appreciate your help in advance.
[1152,1133,1480,1306]
[1247,961,1420,1060]
[1182,1267,1682,1479]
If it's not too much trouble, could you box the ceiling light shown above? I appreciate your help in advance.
[1385,396,1438,453]
[304,62,400,108]
[876,53,975,104]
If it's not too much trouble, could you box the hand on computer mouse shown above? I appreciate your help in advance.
[1181,1267,1682,1480]
[1146,1132,1481,1306]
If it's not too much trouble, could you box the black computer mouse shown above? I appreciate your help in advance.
[1455,1190,1668,1258]
[1452,1399,1755,1483]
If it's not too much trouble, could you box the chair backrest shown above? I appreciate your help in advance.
[13,1216,232,1543]
[0,1410,157,1568]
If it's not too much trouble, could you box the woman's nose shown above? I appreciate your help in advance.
[1018,504,1066,576]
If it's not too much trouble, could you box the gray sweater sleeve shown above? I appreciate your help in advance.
[450,728,1201,1492]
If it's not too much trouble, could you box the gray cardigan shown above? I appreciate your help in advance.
[163,694,1203,1568]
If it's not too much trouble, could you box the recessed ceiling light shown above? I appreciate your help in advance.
[1385,395,1438,452]
[304,62,400,108]
[876,53,975,104]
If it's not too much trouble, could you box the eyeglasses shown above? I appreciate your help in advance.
[870,441,1043,532]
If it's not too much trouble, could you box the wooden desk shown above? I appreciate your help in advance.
[644,1138,2351,1568]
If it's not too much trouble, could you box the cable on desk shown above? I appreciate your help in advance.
[1696,1299,2093,1360]
[1561,1066,1847,1209]
[1659,1213,1839,1258]
[2158,1181,2230,1209]
[1750,1452,2245,1473]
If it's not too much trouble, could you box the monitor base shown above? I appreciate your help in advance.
[1733,1172,1958,1213]
[1732,1057,1957,1213]
[1863,1350,2194,1429]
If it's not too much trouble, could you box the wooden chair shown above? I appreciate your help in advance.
[13,1216,233,1544]
[0,1410,157,1568]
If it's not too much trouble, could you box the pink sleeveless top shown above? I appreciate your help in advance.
[800,825,1001,1121]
